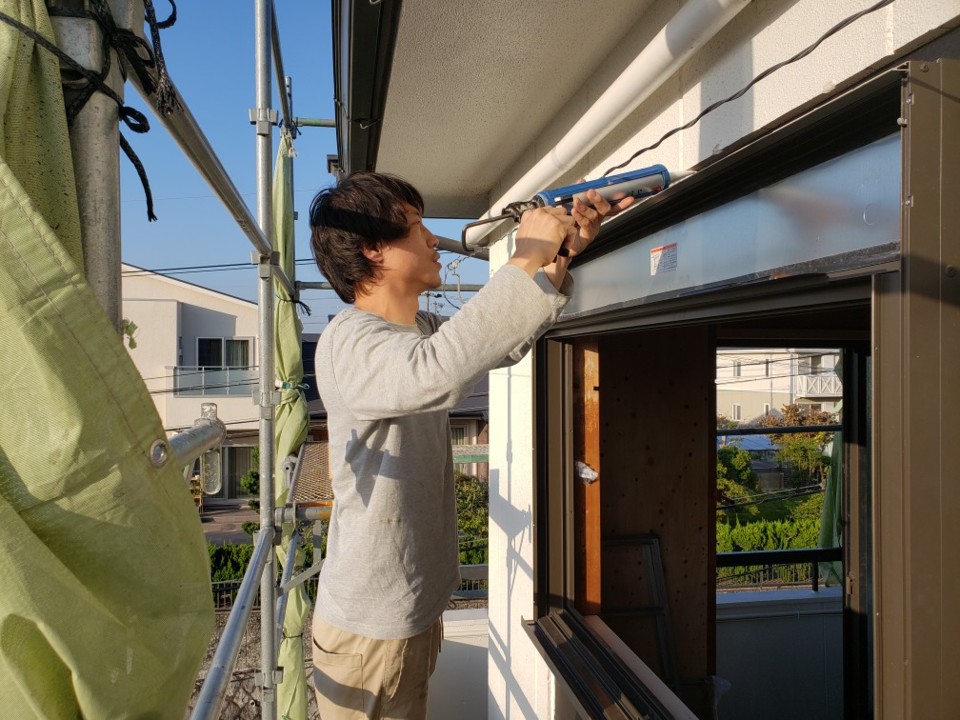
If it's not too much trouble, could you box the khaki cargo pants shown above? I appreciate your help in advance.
[312,615,442,720]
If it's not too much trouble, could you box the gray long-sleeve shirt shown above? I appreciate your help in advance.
[313,264,572,639]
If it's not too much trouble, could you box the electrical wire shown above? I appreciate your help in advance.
[122,250,468,280]
[601,0,898,177]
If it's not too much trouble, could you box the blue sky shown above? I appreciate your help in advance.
[119,1,487,331]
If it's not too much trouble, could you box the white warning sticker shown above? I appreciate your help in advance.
[650,242,677,275]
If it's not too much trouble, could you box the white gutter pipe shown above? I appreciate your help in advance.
[465,0,752,249]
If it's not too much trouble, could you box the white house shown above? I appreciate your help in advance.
[716,348,842,423]
[332,2,960,719]
[121,263,259,501]
[123,266,491,503]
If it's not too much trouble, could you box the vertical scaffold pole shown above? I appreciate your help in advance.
[53,0,140,330]
[254,1,278,718]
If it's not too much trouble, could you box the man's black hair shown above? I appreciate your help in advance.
[309,172,425,303]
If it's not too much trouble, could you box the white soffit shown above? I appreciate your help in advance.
[376,0,653,218]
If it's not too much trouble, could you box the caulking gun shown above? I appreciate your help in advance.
[460,164,689,255]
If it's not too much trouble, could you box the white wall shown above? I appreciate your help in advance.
[487,237,556,720]
[488,2,958,716]
[122,266,259,431]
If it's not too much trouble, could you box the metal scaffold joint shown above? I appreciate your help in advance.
[248,107,279,135]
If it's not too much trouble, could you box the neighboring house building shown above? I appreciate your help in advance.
[122,272,491,503]
[122,263,259,502]
[716,348,842,423]
[334,3,960,719]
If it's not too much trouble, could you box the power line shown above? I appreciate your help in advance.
[601,0,897,176]
[122,249,473,280]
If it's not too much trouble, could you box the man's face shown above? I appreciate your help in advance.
[379,204,442,295]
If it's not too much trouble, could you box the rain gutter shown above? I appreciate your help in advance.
[332,0,403,174]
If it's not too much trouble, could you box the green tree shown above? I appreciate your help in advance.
[759,404,835,486]
[716,414,739,431]
[240,446,260,511]
[717,442,757,489]
[456,472,488,565]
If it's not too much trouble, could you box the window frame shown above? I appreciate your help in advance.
[529,64,910,719]
[196,336,253,369]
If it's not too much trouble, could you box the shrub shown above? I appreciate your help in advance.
[208,542,255,582]
[240,447,260,511]
[717,517,821,553]
[456,472,488,565]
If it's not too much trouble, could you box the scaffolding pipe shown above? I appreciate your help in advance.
[275,505,332,524]
[269,0,290,126]
[254,2,278,718]
[275,527,302,649]
[190,526,277,720]
[52,0,140,330]
[166,403,227,469]
[295,117,335,128]
[122,42,296,299]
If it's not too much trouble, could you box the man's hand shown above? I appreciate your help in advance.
[542,187,635,289]
[566,188,635,256]
[507,206,576,278]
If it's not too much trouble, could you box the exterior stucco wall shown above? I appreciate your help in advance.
[123,298,179,422]
[121,267,259,432]
[487,2,959,717]
[493,0,959,205]
[486,237,555,720]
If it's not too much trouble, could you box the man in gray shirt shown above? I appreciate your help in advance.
[308,171,625,719]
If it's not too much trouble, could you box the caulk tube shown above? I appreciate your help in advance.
[533,164,670,207]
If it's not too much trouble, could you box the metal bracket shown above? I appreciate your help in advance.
[251,250,280,279]
[254,668,284,686]
[259,389,282,407]
[248,108,279,135]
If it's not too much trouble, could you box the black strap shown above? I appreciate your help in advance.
[0,1,180,221]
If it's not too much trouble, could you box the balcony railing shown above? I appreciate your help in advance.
[172,366,258,397]
[716,547,842,592]
[794,372,842,398]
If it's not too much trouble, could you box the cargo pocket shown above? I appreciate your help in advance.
[313,643,365,719]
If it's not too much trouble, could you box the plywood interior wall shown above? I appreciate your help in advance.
[597,327,716,705]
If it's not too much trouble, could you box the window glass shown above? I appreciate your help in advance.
[225,338,250,368]
[198,338,222,367]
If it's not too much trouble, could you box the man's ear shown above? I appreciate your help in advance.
[361,244,384,263]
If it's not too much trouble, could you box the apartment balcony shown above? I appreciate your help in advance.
[159,367,260,431]
[172,366,258,397]
[794,372,843,399]
[197,553,845,719]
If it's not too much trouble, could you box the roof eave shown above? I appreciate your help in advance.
[332,0,403,174]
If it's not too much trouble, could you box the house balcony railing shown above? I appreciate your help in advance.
[794,372,842,398]
[716,547,842,592]
[172,366,258,397]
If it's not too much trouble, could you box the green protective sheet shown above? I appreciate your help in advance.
[272,130,311,720]
[0,0,82,270]
[818,359,844,586]
[818,431,843,586]
[0,2,213,718]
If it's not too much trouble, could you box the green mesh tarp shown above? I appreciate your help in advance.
[273,130,310,720]
[0,0,82,270]
[0,2,213,717]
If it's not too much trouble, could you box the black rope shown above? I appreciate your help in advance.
[278,295,313,318]
[0,2,179,221]
[120,134,157,221]
[143,0,180,115]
